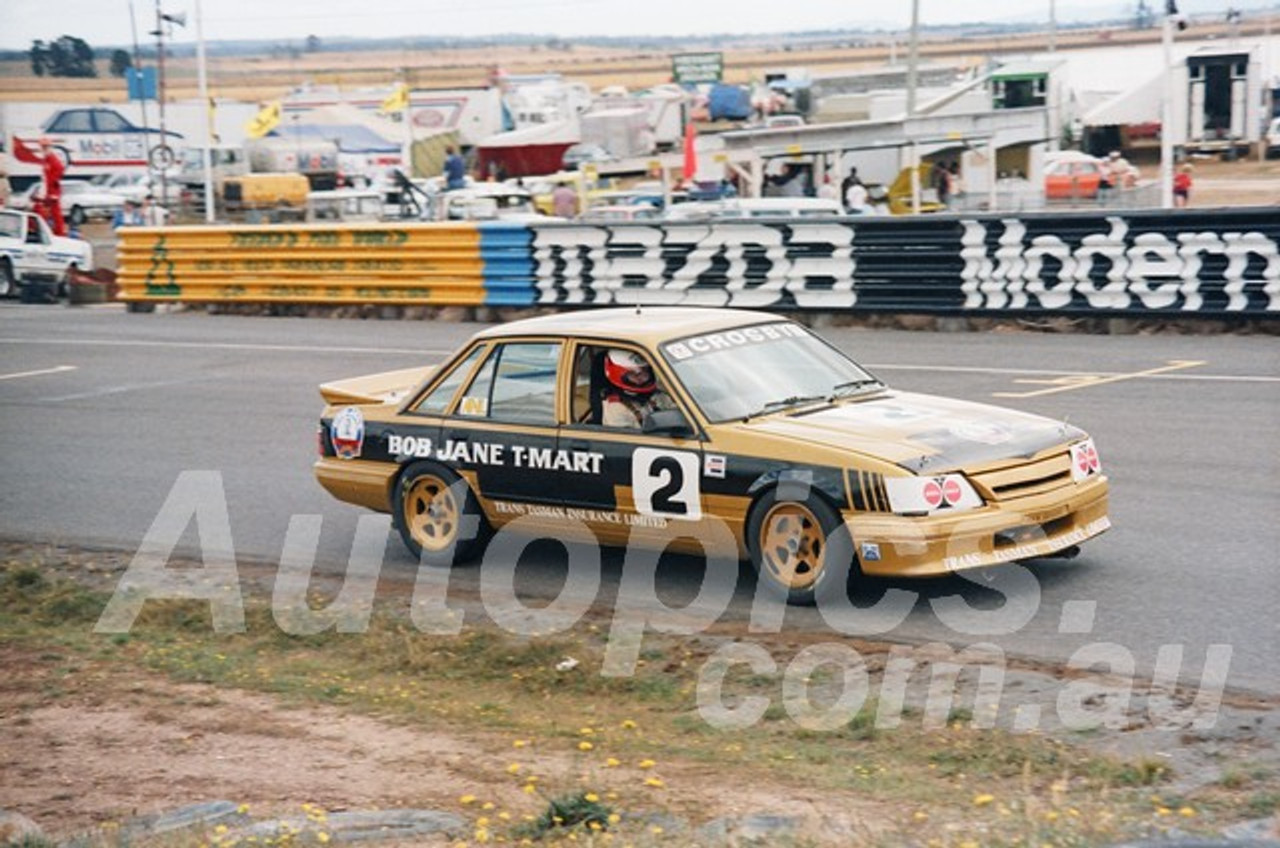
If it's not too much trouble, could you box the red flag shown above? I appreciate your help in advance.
[682,121,698,185]
[11,136,42,164]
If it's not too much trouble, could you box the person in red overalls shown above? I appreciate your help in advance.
[37,137,67,236]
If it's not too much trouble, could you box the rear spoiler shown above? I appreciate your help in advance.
[318,365,436,407]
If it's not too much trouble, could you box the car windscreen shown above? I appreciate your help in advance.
[659,322,880,422]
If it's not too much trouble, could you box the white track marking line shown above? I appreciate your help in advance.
[0,338,451,356]
[991,360,1207,398]
[0,364,77,382]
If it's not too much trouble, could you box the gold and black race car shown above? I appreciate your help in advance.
[315,308,1109,605]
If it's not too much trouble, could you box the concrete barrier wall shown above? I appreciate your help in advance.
[116,208,1280,316]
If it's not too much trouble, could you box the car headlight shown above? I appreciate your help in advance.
[884,474,984,515]
[1069,438,1102,482]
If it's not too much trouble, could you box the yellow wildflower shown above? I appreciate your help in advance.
[585,793,599,803]
[578,741,594,751]
[638,759,656,769]
[973,794,995,806]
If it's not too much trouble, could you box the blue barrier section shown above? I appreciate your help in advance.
[478,223,537,306]
[510,209,1279,317]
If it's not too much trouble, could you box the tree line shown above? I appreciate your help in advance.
[29,35,134,79]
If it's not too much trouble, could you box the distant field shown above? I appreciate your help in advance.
[0,18,1260,104]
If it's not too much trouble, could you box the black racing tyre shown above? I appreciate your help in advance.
[392,461,490,567]
[746,488,854,606]
[0,258,15,298]
[69,205,86,226]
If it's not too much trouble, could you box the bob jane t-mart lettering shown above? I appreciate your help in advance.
[386,433,604,475]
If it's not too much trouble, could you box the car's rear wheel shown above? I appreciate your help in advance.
[746,489,852,606]
[0,258,15,298]
[392,461,490,567]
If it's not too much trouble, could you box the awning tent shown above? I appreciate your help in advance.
[1082,72,1163,126]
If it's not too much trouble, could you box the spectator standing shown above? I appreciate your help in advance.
[112,198,143,229]
[443,146,466,190]
[844,174,869,212]
[817,174,839,201]
[840,167,860,203]
[140,194,169,226]
[0,161,10,208]
[932,161,952,207]
[551,183,578,218]
[37,137,67,235]
[1173,163,1193,207]
[947,161,964,206]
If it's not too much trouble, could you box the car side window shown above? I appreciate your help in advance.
[93,111,129,132]
[48,110,92,133]
[411,345,484,415]
[485,342,561,424]
[452,342,561,424]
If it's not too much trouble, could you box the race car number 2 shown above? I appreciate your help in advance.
[631,448,702,521]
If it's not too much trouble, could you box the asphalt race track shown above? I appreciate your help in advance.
[1,304,1277,696]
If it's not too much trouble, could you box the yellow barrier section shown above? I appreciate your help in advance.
[116,221,488,306]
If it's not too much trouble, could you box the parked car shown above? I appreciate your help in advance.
[1043,152,1105,200]
[7,180,125,224]
[92,171,182,205]
[578,203,662,222]
[313,308,1110,605]
[305,189,386,223]
[562,143,617,171]
[664,197,844,221]
[0,209,94,298]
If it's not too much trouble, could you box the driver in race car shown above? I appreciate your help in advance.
[601,349,670,429]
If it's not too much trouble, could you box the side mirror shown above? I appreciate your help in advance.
[642,408,694,438]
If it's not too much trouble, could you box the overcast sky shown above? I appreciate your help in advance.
[2,0,1274,49]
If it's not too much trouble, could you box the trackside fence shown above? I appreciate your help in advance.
[115,208,1280,317]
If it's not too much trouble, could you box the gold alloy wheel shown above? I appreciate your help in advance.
[404,474,459,553]
[758,502,826,590]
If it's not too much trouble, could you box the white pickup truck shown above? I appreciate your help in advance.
[0,209,95,298]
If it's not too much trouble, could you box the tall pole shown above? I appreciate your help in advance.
[195,0,214,222]
[1160,12,1174,208]
[154,0,168,207]
[128,1,152,186]
[906,0,920,117]
[1049,0,1057,52]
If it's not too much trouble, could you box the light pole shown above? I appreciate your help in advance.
[152,3,185,210]
[1160,2,1185,209]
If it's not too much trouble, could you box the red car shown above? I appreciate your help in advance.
[1043,155,1104,200]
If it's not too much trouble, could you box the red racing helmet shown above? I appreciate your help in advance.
[604,349,655,395]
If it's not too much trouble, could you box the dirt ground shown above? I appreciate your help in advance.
[3,545,1279,846]
[0,642,892,844]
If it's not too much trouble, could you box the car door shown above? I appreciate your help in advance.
[438,338,565,505]
[556,340,707,548]
[21,216,56,279]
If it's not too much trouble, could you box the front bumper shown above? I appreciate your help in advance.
[845,476,1110,578]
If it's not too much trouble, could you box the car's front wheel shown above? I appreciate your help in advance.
[392,461,490,567]
[746,489,853,606]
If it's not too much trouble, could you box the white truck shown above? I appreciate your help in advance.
[0,209,95,299]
